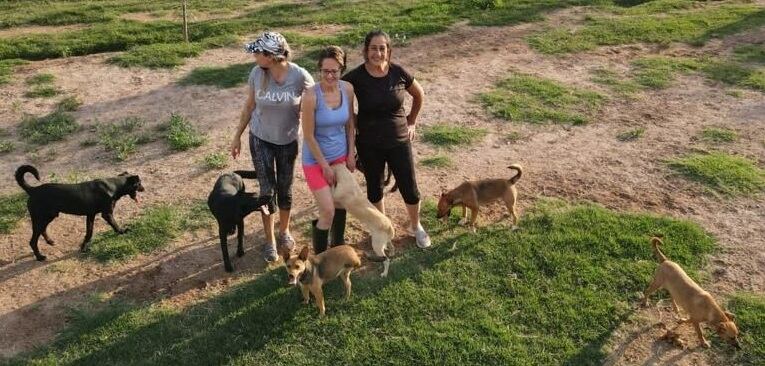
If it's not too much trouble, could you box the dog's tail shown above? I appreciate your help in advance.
[651,237,667,263]
[383,166,398,193]
[15,165,40,194]
[233,170,258,179]
[508,164,523,185]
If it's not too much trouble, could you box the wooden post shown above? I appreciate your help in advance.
[182,0,189,42]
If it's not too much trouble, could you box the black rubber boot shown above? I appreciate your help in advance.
[329,209,347,247]
[311,219,329,254]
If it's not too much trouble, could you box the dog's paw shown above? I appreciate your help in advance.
[35,255,47,261]
[224,265,234,273]
[236,250,245,258]
[511,225,520,232]
[701,340,711,348]
[458,218,469,226]
[118,228,130,235]
[46,239,56,246]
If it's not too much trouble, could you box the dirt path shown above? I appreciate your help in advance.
[1,7,764,364]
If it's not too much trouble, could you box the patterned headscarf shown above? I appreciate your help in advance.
[245,32,288,56]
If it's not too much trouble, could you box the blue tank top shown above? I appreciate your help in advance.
[302,83,350,165]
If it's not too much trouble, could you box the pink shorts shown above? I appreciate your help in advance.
[303,156,347,191]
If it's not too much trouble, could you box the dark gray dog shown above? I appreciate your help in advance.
[207,171,272,272]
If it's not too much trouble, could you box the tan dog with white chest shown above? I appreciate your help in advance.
[283,245,361,316]
[437,164,522,230]
[642,237,741,348]
[330,164,396,277]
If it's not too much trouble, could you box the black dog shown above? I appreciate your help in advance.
[15,165,144,261]
[207,170,273,272]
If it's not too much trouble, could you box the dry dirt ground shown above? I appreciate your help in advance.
[1,7,764,365]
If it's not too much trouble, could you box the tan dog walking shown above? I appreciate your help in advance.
[437,164,522,230]
[642,237,741,348]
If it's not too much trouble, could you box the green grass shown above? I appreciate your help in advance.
[57,96,83,112]
[480,74,605,125]
[0,140,13,154]
[109,42,204,68]
[8,199,720,365]
[700,127,738,143]
[26,73,55,85]
[628,56,765,92]
[0,0,612,63]
[667,152,765,196]
[730,293,765,365]
[178,62,252,88]
[421,124,487,147]
[86,201,213,262]
[734,44,765,64]
[631,56,701,89]
[590,68,641,96]
[527,2,765,54]
[25,85,62,98]
[420,154,453,168]
[0,193,27,234]
[700,60,765,92]
[0,58,27,85]
[616,128,645,142]
[19,110,78,144]
[202,151,228,170]
[97,117,147,161]
[165,113,206,151]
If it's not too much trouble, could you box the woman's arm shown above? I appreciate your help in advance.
[345,82,357,172]
[231,85,256,158]
[406,79,424,141]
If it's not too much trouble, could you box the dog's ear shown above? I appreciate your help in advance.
[281,248,291,263]
[724,311,736,321]
[298,246,310,261]
[119,171,129,176]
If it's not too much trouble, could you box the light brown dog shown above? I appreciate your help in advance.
[642,237,741,348]
[331,164,396,277]
[437,164,522,230]
[283,245,361,316]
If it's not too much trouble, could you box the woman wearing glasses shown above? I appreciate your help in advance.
[342,30,431,249]
[300,46,355,253]
[231,32,314,262]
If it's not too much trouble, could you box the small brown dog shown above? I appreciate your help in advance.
[643,237,741,348]
[437,164,522,230]
[282,245,361,316]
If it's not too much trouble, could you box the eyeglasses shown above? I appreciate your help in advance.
[320,69,340,76]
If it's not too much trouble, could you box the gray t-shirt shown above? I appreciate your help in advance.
[248,62,314,144]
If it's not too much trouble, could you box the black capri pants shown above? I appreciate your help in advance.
[249,134,298,210]
[356,141,421,205]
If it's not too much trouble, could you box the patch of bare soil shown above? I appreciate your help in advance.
[1,6,764,364]
[0,24,90,38]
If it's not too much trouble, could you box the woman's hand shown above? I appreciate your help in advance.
[230,137,241,159]
[346,154,356,172]
[322,164,336,186]
[406,120,416,141]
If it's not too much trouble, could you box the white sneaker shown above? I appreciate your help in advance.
[410,224,431,249]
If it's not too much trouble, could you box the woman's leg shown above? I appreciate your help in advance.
[356,142,387,213]
[250,135,278,260]
[274,141,299,249]
[386,142,430,248]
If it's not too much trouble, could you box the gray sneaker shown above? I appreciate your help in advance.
[263,242,278,262]
[277,232,296,253]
